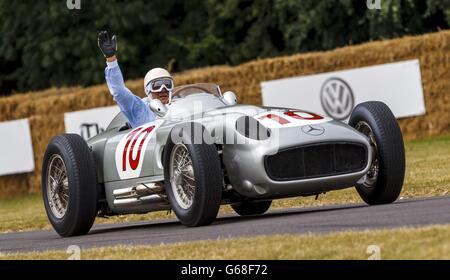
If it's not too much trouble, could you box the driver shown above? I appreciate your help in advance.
[98,31,175,128]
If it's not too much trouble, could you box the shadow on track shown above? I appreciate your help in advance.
[88,203,369,235]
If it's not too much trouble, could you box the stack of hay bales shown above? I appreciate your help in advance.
[0,30,449,197]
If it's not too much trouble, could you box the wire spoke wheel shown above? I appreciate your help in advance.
[46,154,69,219]
[42,134,98,237]
[164,123,223,227]
[170,144,196,210]
[355,121,379,188]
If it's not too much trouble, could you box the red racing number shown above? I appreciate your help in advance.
[259,110,323,125]
[122,126,155,171]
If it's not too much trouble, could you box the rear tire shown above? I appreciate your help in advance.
[163,123,223,227]
[231,200,272,216]
[42,134,98,237]
[349,101,405,205]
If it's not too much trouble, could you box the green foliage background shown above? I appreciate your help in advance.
[0,0,448,95]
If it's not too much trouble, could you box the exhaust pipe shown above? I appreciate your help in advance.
[113,183,163,199]
[113,183,168,207]
[113,194,166,207]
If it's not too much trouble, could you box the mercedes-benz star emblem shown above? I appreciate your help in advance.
[301,125,325,136]
[320,77,354,120]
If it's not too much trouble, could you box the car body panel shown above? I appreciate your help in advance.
[86,83,372,214]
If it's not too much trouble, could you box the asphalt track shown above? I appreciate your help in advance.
[0,196,449,253]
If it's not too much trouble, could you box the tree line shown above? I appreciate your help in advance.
[0,0,448,95]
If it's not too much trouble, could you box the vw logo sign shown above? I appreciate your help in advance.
[301,125,325,136]
[320,77,354,120]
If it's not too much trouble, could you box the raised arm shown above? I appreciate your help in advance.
[98,31,155,128]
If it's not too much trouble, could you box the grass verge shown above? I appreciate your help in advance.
[1,225,449,260]
[0,135,449,233]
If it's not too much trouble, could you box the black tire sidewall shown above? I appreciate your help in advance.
[42,134,98,236]
[349,101,405,205]
[163,123,222,226]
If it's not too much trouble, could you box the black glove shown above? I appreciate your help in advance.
[98,31,117,58]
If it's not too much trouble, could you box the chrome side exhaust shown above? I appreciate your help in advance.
[113,183,168,208]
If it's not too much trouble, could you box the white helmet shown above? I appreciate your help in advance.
[144,68,173,96]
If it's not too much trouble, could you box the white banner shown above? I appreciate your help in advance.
[261,59,426,120]
[0,119,35,176]
[64,106,120,140]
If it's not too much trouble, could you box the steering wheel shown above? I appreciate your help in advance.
[118,122,131,131]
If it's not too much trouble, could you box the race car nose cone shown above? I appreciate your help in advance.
[242,180,268,195]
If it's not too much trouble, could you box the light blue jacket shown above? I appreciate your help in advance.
[105,60,155,128]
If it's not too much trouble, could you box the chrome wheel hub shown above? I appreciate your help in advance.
[355,121,379,188]
[46,154,69,218]
[169,144,196,209]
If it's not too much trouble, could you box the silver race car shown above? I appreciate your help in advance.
[42,83,405,236]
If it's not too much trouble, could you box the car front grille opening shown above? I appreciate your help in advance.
[265,143,367,181]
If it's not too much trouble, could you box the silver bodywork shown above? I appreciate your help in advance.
[87,83,373,215]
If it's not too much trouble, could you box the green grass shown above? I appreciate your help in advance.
[0,135,449,233]
[1,225,449,260]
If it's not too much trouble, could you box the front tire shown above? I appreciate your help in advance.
[42,134,98,237]
[349,101,405,205]
[163,123,223,227]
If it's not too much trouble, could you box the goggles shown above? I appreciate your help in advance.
[145,78,174,94]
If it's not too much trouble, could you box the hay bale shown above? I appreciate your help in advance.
[0,30,449,197]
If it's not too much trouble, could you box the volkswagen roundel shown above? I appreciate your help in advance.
[320,77,355,120]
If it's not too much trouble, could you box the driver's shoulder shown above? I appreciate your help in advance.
[141,96,150,104]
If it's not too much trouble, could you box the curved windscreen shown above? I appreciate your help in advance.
[170,83,221,101]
